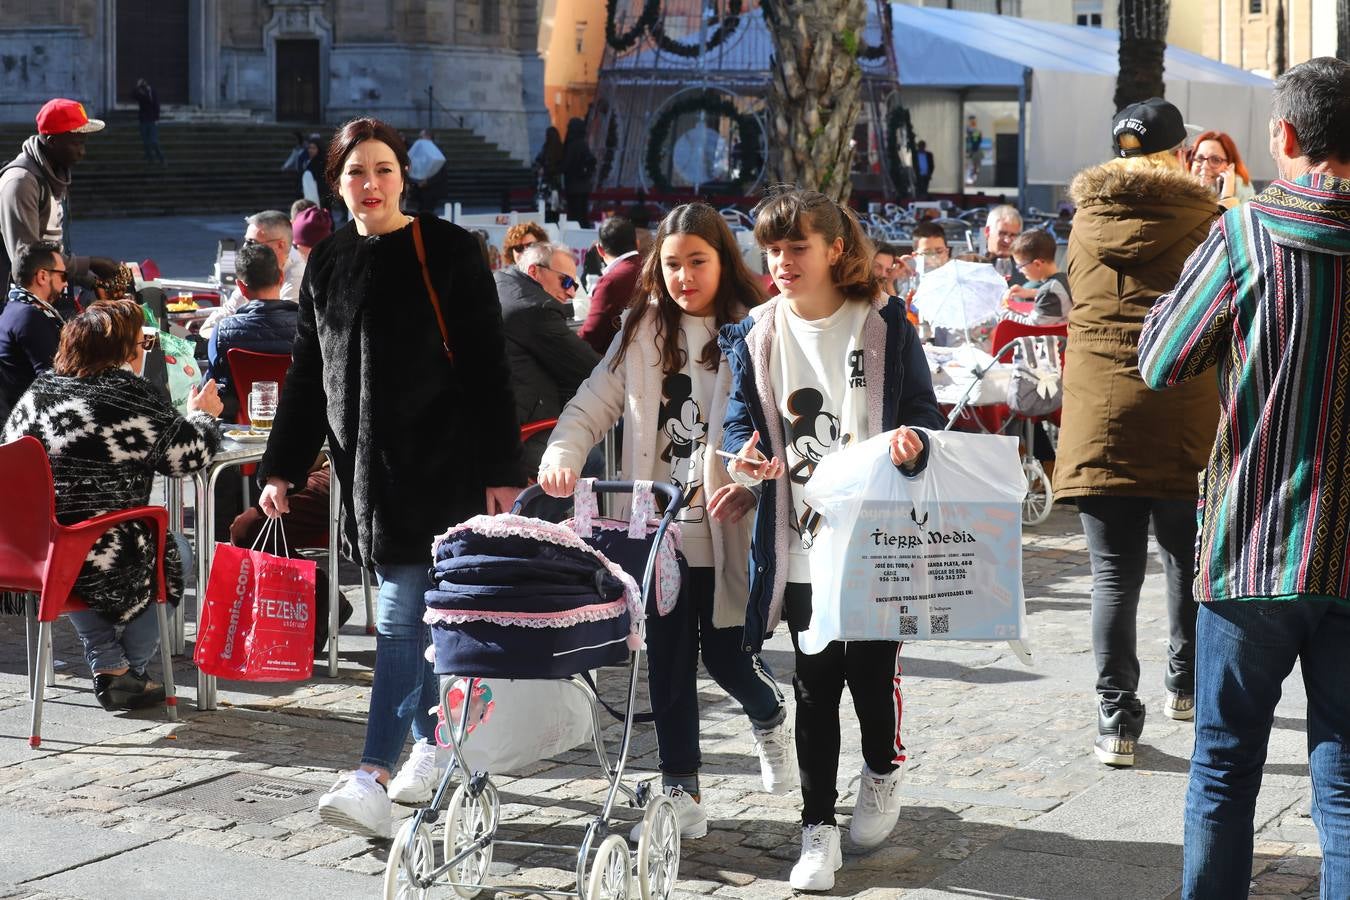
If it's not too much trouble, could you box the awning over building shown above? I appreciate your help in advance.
[890,4,1276,183]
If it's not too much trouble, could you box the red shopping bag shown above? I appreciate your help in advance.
[194,519,317,682]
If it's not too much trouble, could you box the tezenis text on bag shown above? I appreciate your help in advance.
[870,528,977,548]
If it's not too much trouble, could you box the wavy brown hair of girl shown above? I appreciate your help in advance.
[610,202,766,376]
[753,189,880,303]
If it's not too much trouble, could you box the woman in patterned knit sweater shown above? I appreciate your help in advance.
[3,299,223,711]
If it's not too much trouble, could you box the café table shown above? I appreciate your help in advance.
[175,433,344,711]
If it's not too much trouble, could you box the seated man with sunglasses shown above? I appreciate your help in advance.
[494,240,599,478]
[0,240,67,421]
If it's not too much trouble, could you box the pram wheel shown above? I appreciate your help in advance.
[442,780,498,898]
[383,819,435,900]
[1022,457,1053,525]
[636,794,680,900]
[586,834,632,900]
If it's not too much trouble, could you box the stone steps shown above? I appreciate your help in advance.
[0,120,533,216]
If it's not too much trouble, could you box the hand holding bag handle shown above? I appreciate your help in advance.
[412,217,454,363]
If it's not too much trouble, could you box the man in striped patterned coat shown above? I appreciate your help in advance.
[1139,57,1350,898]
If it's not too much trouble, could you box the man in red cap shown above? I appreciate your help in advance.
[0,98,118,293]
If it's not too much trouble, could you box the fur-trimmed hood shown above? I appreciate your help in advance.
[1069,162,1221,270]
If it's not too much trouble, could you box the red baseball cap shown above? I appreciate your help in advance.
[36,99,105,136]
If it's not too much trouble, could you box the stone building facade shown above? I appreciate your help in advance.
[0,0,548,162]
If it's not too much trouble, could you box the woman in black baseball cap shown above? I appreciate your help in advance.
[1056,96,1222,770]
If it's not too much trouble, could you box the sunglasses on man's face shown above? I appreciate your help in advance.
[538,264,578,292]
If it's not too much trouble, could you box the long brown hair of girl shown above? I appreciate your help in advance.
[610,202,766,376]
[753,189,880,303]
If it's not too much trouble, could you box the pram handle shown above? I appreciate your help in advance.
[512,480,683,517]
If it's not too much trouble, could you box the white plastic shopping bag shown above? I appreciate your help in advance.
[438,676,594,774]
[799,429,1026,654]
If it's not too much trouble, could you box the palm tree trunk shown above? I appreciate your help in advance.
[1114,0,1171,111]
[762,0,867,202]
[1339,0,1350,60]
[1273,0,1287,76]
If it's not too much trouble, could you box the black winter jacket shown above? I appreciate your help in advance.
[258,216,524,567]
[205,299,299,421]
[494,266,599,473]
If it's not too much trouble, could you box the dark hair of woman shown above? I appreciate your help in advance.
[540,126,564,170]
[753,189,880,303]
[610,202,765,376]
[324,117,412,198]
[52,299,142,378]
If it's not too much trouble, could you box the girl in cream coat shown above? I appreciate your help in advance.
[540,203,794,840]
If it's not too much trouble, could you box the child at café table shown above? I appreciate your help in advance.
[718,188,944,892]
[998,229,1070,326]
[538,202,793,843]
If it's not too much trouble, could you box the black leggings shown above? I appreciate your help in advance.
[1077,495,1199,712]
[786,583,904,826]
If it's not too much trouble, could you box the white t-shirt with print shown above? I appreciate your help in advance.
[657,314,719,567]
[771,299,872,583]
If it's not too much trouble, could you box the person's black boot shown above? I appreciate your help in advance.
[93,670,166,712]
[1094,701,1145,767]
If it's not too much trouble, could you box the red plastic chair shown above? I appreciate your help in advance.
[225,348,291,428]
[520,418,559,442]
[0,437,178,748]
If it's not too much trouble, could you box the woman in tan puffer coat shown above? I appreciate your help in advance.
[1059,107,1220,769]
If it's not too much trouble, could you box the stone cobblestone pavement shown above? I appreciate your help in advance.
[0,506,1319,899]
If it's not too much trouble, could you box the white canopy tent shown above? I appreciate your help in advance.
[891,5,1276,189]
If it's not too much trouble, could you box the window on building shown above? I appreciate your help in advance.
[1249,0,1262,12]
[482,0,500,34]
[575,22,586,54]
[1074,0,1104,27]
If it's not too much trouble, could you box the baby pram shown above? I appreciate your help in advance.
[383,480,684,900]
[939,320,1066,526]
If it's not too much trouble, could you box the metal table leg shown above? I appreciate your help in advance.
[327,463,340,677]
[194,468,226,711]
[166,476,187,655]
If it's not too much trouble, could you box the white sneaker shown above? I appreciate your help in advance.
[751,717,798,795]
[387,739,448,805]
[316,770,392,838]
[629,785,708,842]
[789,823,843,891]
[849,764,905,849]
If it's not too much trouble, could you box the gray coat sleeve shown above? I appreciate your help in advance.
[0,169,42,276]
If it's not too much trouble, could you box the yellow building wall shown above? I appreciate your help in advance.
[540,0,607,130]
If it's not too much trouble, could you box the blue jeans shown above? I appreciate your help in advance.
[68,604,160,675]
[1183,599,1350,898]
[645,567,784,778]
[361,563,438,773]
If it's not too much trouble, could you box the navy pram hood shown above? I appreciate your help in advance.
[424,515,644,678]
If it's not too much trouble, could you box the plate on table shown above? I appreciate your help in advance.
[223,429,270,443]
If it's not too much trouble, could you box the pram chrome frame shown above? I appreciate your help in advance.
[384,481,685,900]
[939,337,1056,527]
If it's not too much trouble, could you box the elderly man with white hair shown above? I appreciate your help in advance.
[493,240,599,475]
[202,209,304,338]
[983,204,1028,286]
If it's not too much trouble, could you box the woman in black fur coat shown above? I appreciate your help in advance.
[256,118,523,838]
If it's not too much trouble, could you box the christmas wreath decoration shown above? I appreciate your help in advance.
[651,0,744,58]
[885,102,918,199]
[644,89,764,193]
[605,0,659,52]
